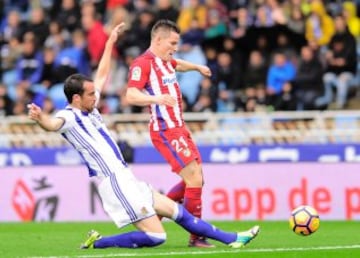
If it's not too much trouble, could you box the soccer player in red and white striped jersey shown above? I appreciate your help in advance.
[126,19,214,247]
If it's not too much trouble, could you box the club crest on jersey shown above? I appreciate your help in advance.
[183,148,191,157]
[131,66,141,81]
[162,74,177,86]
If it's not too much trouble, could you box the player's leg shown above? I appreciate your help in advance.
[166,180,185,203]
[81,171,166,249]
[179,161,211,246]
[153,191,260,248]
[150,128,209,246]
[83,215,167,249]
[178,128,212,247]
[158,180,185,221]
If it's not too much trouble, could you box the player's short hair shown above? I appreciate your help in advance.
[151,19,180,40]
[64,74,93,103]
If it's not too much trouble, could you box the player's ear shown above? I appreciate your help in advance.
[154,34,162,46]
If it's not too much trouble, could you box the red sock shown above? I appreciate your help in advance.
[184,187,202,240]
[167,181,186,203]
[158,181,186,221]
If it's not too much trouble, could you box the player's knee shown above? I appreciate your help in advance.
[146,232,167,246]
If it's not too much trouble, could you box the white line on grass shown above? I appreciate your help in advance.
[24,244,360,258]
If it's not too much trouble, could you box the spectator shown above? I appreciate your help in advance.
[305,0,335,49]
[41,96,56,114]
[292,45,324,110]
[192,77,218,112]
[24,7,49,45]
[0,10,24,44]
[216,52,241,112]
[106,0,129,18]
[242,50,268,111]
[275,32,298,63]
[204,9,227,40]
[342,1,360,38]
[155,0,179,22]
[44,20,72,54]
[181,19,204,48]
[15,35,44,90]
[0,84,14,116]
[104,6,130,36]
[322,15,357,109]
[228,7,253,40]
[175,36,207,107]
[204,46,218,82]
[1,36,22,72]
[177,0,207,33]
[254,4,275,28]
[253,34,271,66]
[54,0,81,33]
[54,29,91,81]
[41,47,59,88]
[286,6,306,36]
[205,0,228,24]
[81,9,108,69]
[266,51,296,110]
[124,9,156,52]
[266,0,287,25]
[222,37,243,71]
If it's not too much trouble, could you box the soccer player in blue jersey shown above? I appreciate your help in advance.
[27,23,259,250]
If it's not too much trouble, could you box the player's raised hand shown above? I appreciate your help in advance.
[27,103,42,121]
[109,22,126,44]
[197,65,212,77]
[157,94,176,107]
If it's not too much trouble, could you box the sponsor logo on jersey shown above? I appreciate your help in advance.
[162,74,177,85]
[131,66,141,81]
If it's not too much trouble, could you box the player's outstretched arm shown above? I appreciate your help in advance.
[174,59,212,77]
[94,22,126,92]
[27,103,64,132]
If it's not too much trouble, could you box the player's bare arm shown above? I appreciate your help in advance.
[27,103,64,131]
[126,87,176,107]
[175,59,212,77]
[94,22,126,92]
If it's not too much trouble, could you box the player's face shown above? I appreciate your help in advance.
[158,31,179,61]
[80,81,97,112]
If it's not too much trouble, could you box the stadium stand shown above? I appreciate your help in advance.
[1,110,360,148]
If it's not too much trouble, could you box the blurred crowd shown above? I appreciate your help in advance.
[0,0,360,117]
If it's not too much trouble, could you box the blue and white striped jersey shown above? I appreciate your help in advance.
[55,106,127,177]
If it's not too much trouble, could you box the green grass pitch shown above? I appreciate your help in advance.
[0,221,359,258]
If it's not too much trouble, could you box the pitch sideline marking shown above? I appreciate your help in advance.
[25,244,360,258]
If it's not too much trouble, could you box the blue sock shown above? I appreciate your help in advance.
[174,204,237,244]
[94,231,165,248]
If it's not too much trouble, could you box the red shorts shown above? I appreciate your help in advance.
[150,126,202,173]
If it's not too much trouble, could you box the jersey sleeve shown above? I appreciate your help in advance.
[127,58,150,90]
[55,109,75,133]
[170,58,177,69]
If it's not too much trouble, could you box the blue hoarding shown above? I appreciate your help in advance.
[1,144,360,166]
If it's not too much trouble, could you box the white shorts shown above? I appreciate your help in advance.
[98,168,156,228]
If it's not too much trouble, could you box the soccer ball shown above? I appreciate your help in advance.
[289,205,320,236]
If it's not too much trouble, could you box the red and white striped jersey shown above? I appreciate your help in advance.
[128,50,184,131]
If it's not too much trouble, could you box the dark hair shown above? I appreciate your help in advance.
[151,19,180,39]
[63,74,93,103]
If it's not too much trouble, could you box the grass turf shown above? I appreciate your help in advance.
[0,221,359,258]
